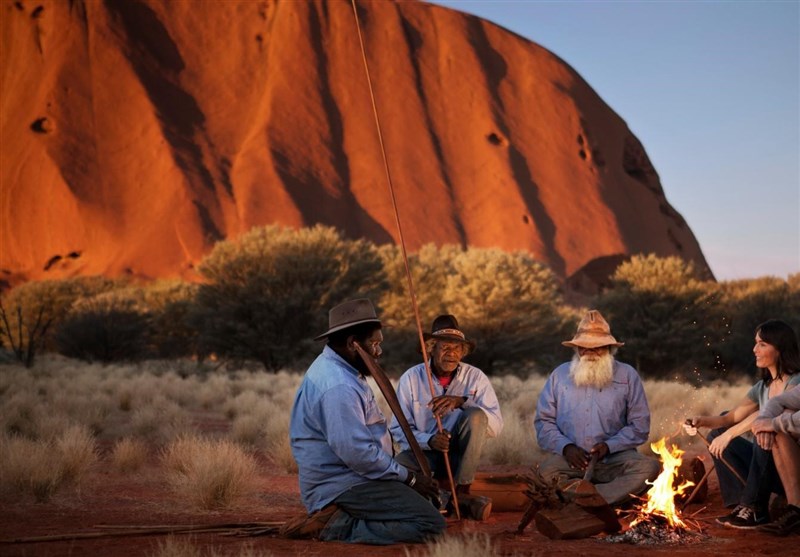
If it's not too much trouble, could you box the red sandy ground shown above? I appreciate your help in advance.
[0,452,791,557]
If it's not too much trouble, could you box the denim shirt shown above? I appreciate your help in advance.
[289,346,409,513]
[534,360,651,456]
[390,362,504,451]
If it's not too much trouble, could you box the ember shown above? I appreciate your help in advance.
[605,515,706,545]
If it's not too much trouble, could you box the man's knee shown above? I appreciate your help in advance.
[461,407,488,432]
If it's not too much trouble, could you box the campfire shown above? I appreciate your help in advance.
[606,438,706,545]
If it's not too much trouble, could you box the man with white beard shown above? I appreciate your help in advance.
[534,310,660,505]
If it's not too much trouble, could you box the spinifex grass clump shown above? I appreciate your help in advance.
[161,435,257,510]
[0,425,97,502]
[111,437,149,473]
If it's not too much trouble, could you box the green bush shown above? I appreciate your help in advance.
[379,244,573,374]
[0,277,125,366]
[54,294,151,363]
[716,275,800,372]
[595,254,721,379]
[189,225,387,371]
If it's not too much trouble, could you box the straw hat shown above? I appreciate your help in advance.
[562,310,624,349]
[314,299,381,341]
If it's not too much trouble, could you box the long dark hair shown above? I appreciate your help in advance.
[756,319,800,384]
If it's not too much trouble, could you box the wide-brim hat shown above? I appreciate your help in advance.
[422,314,477,354]
[314,298,381,341]
[562,309,624,349]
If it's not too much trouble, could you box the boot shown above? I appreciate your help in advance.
[279,503,340,539]
[458,493,492,521]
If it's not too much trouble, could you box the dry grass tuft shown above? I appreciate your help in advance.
[110,437,149,472]
[148,536,275,557]
[0,425,97,502]
[56,424,98,485]
[408,533,506,557]
[162,435,258,509]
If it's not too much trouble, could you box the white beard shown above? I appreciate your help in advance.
[569,352,615,389]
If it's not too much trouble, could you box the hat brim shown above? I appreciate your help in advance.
[423,332,477,354]
[314,318,381,341]
[562,337,624,349]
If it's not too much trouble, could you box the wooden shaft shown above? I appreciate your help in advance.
[695,429,747,486]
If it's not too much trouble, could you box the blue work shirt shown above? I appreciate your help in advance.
[390,362,503,451]
[289,345,409,513]
[534,360,651,456]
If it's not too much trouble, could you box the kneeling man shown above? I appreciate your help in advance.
[285,299,445,544]
[534,310,660,505]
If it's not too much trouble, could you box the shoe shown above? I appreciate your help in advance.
[758,505,800,536]
[456,494,492,521]
[279,504,340,539]
[716,504,769,529]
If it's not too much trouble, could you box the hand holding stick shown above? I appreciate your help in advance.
[684,419,746,486]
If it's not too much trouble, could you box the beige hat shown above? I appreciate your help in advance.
[562,310,624,349]
[314,299,381,341]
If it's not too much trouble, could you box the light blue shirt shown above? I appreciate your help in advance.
[289,346,409,513]
[534,360,651,456]
[390,362,503,451]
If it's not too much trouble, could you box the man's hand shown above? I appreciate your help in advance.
[428,431,451,452]
[563,444,589,470]
[752,417,776,450]
[405,471,440,499]
[429,395,467,417]
[589,442,609,460]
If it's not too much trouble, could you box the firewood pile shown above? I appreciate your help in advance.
[517,467,621,540]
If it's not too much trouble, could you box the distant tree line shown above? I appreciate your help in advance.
[1,225,798,381]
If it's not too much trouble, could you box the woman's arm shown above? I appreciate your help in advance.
[691,396,758,429]
[708,410,759,458]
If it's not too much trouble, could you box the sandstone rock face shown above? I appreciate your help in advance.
[0,0,711,288]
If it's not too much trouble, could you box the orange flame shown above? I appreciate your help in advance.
[630,438,694,529]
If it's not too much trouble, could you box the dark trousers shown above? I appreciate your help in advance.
[708,425,784,511]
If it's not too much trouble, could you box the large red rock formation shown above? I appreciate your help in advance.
[0,0,711,288]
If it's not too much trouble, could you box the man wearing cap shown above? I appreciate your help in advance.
[284,299,445,544]
[534,310,660,505]
[391,314,503,520]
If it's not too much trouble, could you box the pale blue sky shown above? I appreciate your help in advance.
[430,0,799,281]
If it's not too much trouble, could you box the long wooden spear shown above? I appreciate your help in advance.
[348,0,460,518]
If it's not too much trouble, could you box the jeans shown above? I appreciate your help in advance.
[539,448,661,505]
[395,406,489,486]
[320,480,446,545]
[708,425,784,511]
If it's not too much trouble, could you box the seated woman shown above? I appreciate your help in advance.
[686,319,800,529]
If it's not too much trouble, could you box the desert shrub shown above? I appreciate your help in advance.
[379,245,574,373]
[716,275,800,372]
[161,435,258,509]
[111,281,200,359]
[190,225,387,371]
[54,294,151,363]
[0,277,125,366]
[110,437,149,473]
[595,254,721,378]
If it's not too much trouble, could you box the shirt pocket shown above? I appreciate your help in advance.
[364,395,386,426]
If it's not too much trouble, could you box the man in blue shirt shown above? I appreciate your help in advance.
[283,299,445,544]
[391,314,502,520]
[534,310,660,505]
